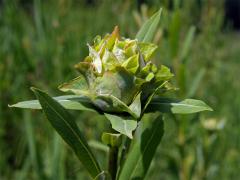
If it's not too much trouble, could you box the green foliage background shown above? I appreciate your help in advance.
[0,0,240,179]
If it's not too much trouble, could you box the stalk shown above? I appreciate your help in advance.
[108,146,118,180]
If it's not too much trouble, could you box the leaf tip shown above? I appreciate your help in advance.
[112,25,120,39]
[127,133,133,139]
[207,106,214,112]
[8,102,24,108]
[30,87,45,96]
[201,101,213,112]
[8,104,13,108]
[158,7,163,15]
[30,87,38,92]
[57,84,65,91]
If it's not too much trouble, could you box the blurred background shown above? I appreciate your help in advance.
[0,0,240,179]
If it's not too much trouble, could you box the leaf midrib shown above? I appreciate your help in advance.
[150,102,209,109]
[39,93,101,174]
[129,120,160,179]
[143,11,160,42]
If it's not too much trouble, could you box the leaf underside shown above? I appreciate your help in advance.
[9,95,97,112]
[104,113,137,139]
[147,98,213,114]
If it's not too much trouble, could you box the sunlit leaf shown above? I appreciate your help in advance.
[138,42,158,61]
[9,95,97,112]
[145,72,154,82]
[106,26,120,50]
[118,115,164,180]
[58,75,91,96]
[102,49,119,71]
[104,113,137,139]
[136,8,162,42]
[129,93,142,119]
[124,40,138,58]
[112,41,127,63]
[95,67,138,105]
[74,62,96,86]
[155,65,174,81]
[147,98,213,114]
[121,54,139,74]
[138,62,153,78]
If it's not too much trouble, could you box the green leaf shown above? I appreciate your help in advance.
[136,8,162,42]
[95,67,138,105]
[138,42,158,61]
[187,68,206,98]
[179,26,196,63]
[102,49,119,71]
[9,95,97,112]
[32,88,101,178]
[129,93,142,119]
[147,98,213,114]
[155,65,174,82]
[118,115,164,180]
[138,63,154,78]
[88,44,102,73]
[169,9,181,58]
[121,54,139,74]
[93,94,138,118]
[124,40,138,58]
[58,75,90,96]
[104,113,137,139]
[142,81,168,113]
[74,62,96,86]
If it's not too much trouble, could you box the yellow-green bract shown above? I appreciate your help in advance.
[59,26,174,115]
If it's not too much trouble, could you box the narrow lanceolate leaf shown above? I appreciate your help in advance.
[32,88,101,178]
[136,8,162,42]
[104,113,137,139]
[9,95,97,112]
[179,26,196,63]
[119,115,164,180]
[146,98,213,114]
[23,112,45,179]
[187,68,206,98]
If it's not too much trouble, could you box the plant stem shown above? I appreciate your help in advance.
[108,146,118,180]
